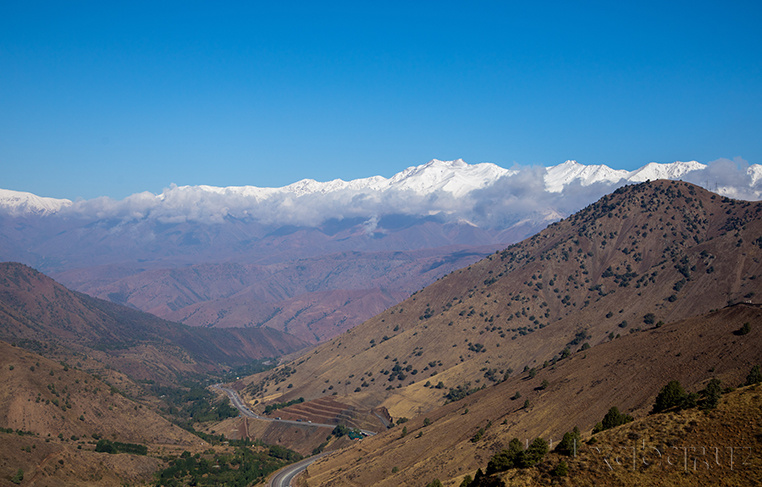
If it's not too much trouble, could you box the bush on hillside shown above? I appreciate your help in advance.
[555,426,581,456]
[593,407,633,433]
[746,365,761,386]
[698,378,723,410]
[651,380,690,413]
[486,437,548,473]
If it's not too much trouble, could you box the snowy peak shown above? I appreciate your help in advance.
[545,160,629,192]
[177,158,512,200]
[2,159,759,225]
[627,160,706,182]
[543,160,709,192]
[388,159,514,197]
[0,189,71,216]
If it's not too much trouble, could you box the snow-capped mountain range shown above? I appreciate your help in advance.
[1,157,758,344]
[2,158,759,222]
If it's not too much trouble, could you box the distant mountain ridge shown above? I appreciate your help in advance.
[2,158,760,346]
[2,158,758,220]
[0,262,308,380]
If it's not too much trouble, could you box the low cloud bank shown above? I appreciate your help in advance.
[58,159,762,229]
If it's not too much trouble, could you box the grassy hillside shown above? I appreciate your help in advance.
[301,304,761,486]
[0,340,204,486]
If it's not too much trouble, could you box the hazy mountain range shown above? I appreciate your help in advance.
[2,157,760,344]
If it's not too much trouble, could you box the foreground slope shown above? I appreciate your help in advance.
[239,180,762,418]
[0,340,204,486]
[0,262,307,382]
[302,304,761,486]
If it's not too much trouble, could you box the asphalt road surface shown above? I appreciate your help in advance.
[211,383,377,435]
[211,383,376,486]
[268,451,331,487]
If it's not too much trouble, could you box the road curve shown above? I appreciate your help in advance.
[268,451,331,487]
[211,383,377,436]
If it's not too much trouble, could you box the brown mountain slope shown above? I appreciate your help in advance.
[301,303,762,486]
[0,340,204,486]
[0,262,307,382]
[55,247,494,344]
[238,180,762,417]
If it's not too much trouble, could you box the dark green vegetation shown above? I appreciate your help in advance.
[153,443,302,487]
[554,426,581,456]
[151,382,239,429]
[648,368,762,416]
[263,397,305,415]
[592,406,633,433]
[95,438,148,455]
[487,437,549,473]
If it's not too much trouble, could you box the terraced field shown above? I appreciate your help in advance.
[275,397,387,431]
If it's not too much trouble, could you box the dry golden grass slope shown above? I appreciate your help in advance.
[239,181,762,420]
[0,340,207,486]
[301,303,762,486]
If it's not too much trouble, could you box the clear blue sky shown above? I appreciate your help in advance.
[2,1,760,200]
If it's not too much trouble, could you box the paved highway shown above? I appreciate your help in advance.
[212,384,377,486]
[212,383,377,435]
[267,451,331,487]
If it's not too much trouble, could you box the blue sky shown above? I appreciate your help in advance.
[2,1,761,200]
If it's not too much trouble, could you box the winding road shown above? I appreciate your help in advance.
[267,451,331,487]
[212,383,377,435]
[212,383,375,486]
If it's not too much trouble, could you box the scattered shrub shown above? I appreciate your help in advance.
[555,426,581,456]
[593,407,633,433]
[736,322,751,336]
[698,378,722,410]
[551,460,569,476]
[651,380,689,413]
[745,365,761,386]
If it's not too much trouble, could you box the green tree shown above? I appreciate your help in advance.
[10,468,23,484]
[555,426,581,456]
[487,438,523,473]
[593,407,633,433]
[745,365,761,386]
[651,380,688,413]
[699,378,722,410]
[426,480,443,487]
[520,437,549,467]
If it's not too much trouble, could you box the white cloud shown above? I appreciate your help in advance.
[37,159,762,230]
